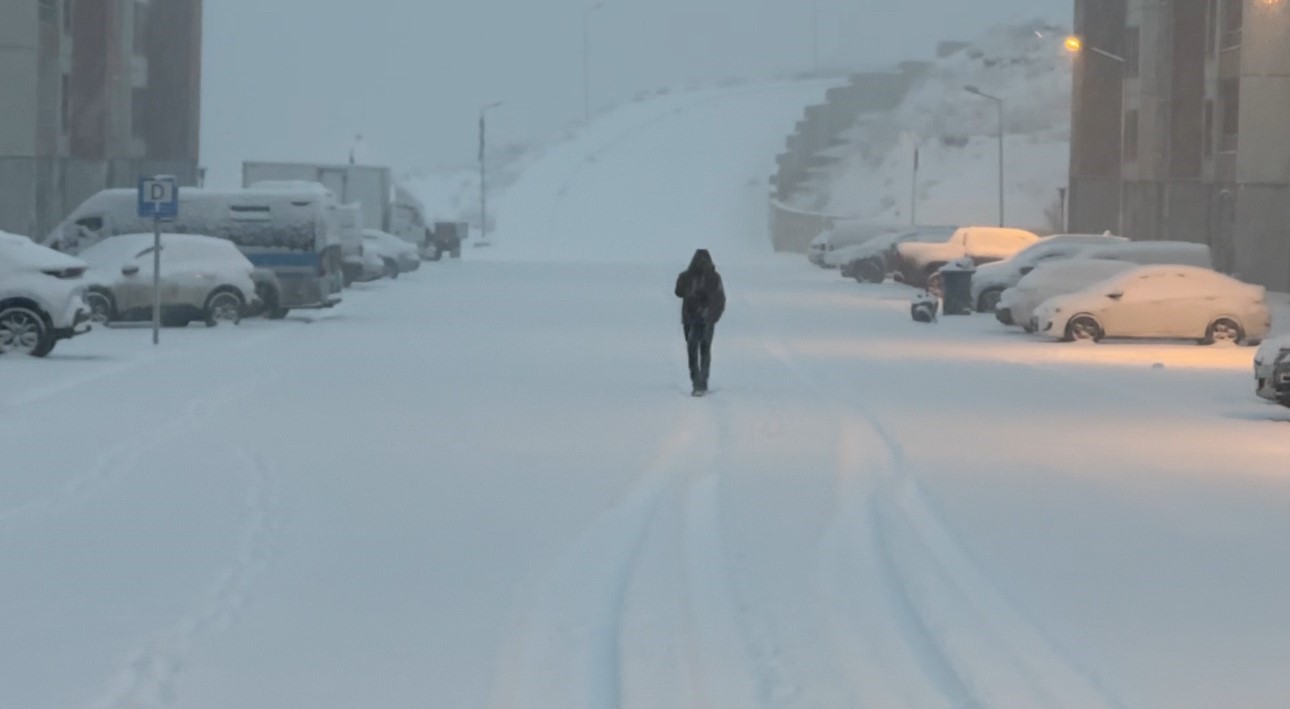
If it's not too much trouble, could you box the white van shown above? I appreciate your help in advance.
[47,187,343,318]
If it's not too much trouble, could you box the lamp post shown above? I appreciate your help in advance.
[583,2,606,123]
[811,0,821,73]
[1066,35,1127,235]
[478,101,504,245]
[964,85,1005,227]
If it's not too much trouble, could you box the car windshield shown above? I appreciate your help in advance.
[5,5,1290,709]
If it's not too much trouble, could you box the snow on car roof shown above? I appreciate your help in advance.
[80,233,250,266]
[0,230,87,271]
[1017,258,1137,286]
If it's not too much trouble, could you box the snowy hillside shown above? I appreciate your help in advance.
[795,22,1073,230]
[467,80,839,262]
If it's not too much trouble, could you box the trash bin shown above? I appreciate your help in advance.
[910,292,939,323]
[940,258,976,316]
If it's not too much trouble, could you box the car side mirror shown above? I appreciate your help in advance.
[1106,291,1123,300]
[122,264,140,277]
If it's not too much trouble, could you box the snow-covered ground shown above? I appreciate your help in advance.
[792,22,1075,231]
[5,80,1290,709]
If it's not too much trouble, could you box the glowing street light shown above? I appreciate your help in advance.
[1064,34,1126,63]
[1064,35,1084,53]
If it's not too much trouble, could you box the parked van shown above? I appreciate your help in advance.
[47,187,343,318]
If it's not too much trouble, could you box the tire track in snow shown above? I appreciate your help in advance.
[486,408,709,709]
[0,383,251,532]
[761,334,1123,709]
[84,449,281,709]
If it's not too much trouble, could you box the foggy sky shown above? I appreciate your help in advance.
[201,0,1070,186]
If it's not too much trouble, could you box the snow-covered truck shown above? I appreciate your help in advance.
[242,163,444,258]
[893,226,1040,290]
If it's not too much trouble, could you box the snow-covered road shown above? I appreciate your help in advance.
[6,80,1290,708]
[5,260,1290,709]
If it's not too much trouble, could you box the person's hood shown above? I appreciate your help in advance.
[688,249,715,272]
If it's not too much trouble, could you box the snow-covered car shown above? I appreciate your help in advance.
[362,229,421,277]
[78,234,260,327]
[0,231,92,356]
[827,226,958,282]
[997,258,1138,331]
[970,233,1126,313]
[808,221,903,267]
[1076,240,1213,269]
[893,226,1040,290]
[1033,265,1271,345]
[1254,336,1290,407]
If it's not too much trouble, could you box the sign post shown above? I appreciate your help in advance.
[138,176,179,345]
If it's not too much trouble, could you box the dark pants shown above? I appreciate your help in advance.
[685,321,714,389]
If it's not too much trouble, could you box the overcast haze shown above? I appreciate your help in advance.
[201,0,1069,186]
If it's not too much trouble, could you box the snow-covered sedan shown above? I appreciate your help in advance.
[826,226,958,283]
[362,230,421,278]
[970,233,1125,313]
[0,231,92,357]
[808,222,903,268]
[893,226,1039,290]
[78,234,259,327]
[1254,336,1290,407]
[998,259,1137,331]
[1033,265,1271,345]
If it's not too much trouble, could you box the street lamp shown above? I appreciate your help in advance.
[583,2,607,123]
[1065,35,1127,235]
[965,85,1005,227]
[478,101,504,245]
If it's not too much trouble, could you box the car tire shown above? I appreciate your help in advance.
[853,258,885,284]
[1064,315,1104,343]
[84,288,116,324]
[976,288,1004,314]
[0,305,54,357]
[204,289,244,327]
[383,258,399,280]
[428,247,444,262]
[1202,317,1244,346]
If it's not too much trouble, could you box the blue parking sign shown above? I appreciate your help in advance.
[138,176,180,219]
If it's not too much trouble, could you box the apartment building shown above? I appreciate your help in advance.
[1069,0,1290,290]
[0,0,203,240]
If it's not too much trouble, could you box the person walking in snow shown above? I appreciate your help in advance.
[675,249,726,396]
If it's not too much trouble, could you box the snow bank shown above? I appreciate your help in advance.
[794,22,1073,230]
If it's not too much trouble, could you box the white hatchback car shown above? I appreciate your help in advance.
[78,234,259,327]
[0,231,92,356]
[1034,265,1271,345]
[362,229,421,276]
[1254,336,1290,407]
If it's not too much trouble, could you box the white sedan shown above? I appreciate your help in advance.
[78,233,259,327]
[998,259,1138,332]
[1033,265,1271,345]
[362,230,421,277]
[971,233,1125,313]
[1255,336,1290,406]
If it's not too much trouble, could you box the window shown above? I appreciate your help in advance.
[38,0,57,22]
[76,216,103,232]
[1124,110,1140,162]
[1202,100,1214,158]
[63,0,73,33]
[132,0,149,56]
[1220,78,1240,151]
[1124,27,1141,79]
[1222,0,1243,49]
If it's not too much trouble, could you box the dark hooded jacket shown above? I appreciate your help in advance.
[675,249,726,326]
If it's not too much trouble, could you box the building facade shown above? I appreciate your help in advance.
[1070,0,1290,290]
[0,0,203,240]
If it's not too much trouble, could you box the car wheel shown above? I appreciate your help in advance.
[0,306,53,357]
[383,258,399,280]
[204,290,244,327]
[854,258,885,284]
[1202,317,1243,346]
[1064,315,1104,343]
[976,288,1004,314]
[84,288,116,324]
